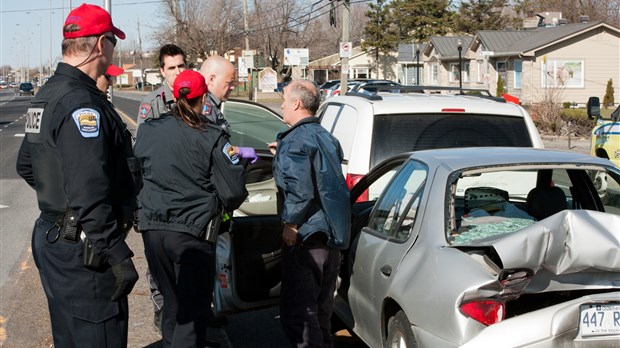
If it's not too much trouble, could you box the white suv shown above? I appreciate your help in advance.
[318,89,544,194]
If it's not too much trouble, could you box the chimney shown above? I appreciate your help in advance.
[579,15,589,23]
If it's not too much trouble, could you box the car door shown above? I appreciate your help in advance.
[213,100,289,315]
[346,159,429,346]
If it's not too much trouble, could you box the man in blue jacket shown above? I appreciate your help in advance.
[274,80,351,347]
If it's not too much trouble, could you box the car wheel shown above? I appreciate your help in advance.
[386,310,417,348]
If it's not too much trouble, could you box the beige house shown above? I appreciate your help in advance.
[419,21,620,106]
[307,46,398,84]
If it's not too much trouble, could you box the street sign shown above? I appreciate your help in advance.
[340,42,352,58]
[284,48,309,66]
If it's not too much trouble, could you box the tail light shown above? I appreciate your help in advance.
[333,90,340,96]
[346,173,368,202]
[459,300,505,326]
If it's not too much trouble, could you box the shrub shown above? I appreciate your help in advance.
[496,75,504,97]
[562,101,572,108]
[559,108,596,136]
[603,79,614,107]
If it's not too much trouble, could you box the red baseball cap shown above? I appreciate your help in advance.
[63,3,126,40]
[173,70,208,100]
[106,64,124,77]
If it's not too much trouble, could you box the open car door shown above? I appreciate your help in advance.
[213,100,288,315]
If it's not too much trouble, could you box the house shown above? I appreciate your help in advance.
[462,21,619,106]
[307,46,398,84]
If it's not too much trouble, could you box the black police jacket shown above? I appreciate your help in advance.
[15,62,140,265]
[134,113,248,237]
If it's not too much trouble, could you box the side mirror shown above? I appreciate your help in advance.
[587,97,600,119]
[612,105,620,122]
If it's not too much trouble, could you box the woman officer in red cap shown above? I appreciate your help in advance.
[134,70,248,347]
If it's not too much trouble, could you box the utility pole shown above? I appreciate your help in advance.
[243,0,252,99]
[340,0,350,94]
[138,17,144,91]
[104,0,116,101]
[49,0,52,78]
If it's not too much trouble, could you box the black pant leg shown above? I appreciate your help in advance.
[142,230,214,348]
[280,234,341,348]
[32,217,129,348]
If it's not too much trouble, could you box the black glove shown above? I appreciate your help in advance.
[110,258,139,301]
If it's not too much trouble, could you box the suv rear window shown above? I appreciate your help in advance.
[370,113,533,168]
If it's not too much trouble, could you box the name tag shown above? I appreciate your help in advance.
[25,108,44,133]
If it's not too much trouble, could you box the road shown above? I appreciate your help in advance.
[0,88,363,348]
[0,88,595,347]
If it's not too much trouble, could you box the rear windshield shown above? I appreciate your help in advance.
[370,113,533,168]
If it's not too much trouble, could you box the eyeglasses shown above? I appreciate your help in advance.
[103,35,117,47]
[104,74,112,81]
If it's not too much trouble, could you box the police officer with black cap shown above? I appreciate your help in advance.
[15,4,139,347]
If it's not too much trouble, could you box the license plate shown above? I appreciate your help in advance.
[579,303,620,337]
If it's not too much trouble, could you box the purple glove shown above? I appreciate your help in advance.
[237,147,259,164]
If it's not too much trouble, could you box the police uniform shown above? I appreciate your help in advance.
[203,91,230,132]
[136,84,174,128]
[134,112,247,347]
[16,62,140,347]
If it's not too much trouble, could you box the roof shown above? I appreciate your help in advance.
[475,30,534,53]
[428,36,473,60]
[411,147,616,171]
[332,92,530,117]
[308,46,365,69]
[506,21,605,55]
[398,43,427,63]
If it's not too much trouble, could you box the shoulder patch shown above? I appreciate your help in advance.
[222,142,239,164]
[71,108,100,138]
[202,101,212,116]
[139,103,152,119]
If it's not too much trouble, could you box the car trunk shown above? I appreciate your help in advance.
[452,210,620,317]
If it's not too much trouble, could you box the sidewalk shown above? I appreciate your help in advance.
[540,135,591,155]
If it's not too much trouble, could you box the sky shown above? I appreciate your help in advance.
[0,0,162,71]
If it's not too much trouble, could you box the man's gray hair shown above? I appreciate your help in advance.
[287,80,320,115]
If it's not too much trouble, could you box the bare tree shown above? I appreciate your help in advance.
[148,0,368,75]
[150,0,244,65]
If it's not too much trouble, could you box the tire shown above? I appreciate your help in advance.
[386,310,417,348]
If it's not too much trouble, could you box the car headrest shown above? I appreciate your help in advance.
[526,186,567,220]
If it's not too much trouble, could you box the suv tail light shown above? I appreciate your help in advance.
[459,300,505,326]
[346,173,368,202]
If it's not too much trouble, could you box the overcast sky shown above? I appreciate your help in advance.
[0,0,161,70]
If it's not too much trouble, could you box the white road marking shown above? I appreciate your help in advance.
[0,205,9,209]
[15,134,25,137]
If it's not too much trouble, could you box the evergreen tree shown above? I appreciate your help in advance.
[388,0,454,42]
[496,75,505,97]
[603,79,614,107]
[362,0,395,78]
[454,0,510,34]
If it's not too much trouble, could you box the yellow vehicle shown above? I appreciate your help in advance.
[588,97,620,168]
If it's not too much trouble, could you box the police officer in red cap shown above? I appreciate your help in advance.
[134,70,248,347]
[16,4,140,347]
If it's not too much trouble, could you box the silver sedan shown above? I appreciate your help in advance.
[335,147,620,347]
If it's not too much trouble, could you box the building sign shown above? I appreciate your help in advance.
[258,67,277,92]
[284,48,309,66]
